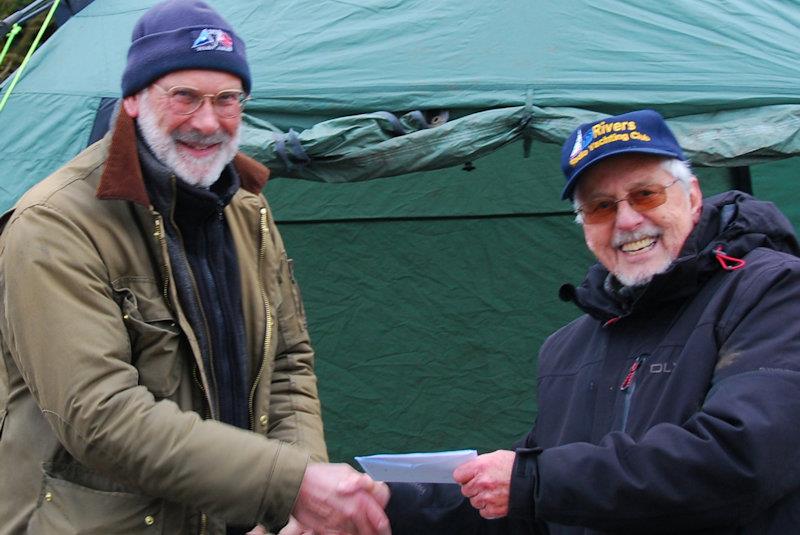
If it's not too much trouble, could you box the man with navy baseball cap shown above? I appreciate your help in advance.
[385,109,800,534]
[0,2,389,535]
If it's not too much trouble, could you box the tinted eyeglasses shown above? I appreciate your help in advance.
[153,85,249,118]
[576,179,680,224]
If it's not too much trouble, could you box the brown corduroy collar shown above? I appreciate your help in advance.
[96,107,270,206]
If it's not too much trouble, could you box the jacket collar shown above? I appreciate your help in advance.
[96,106,270,205]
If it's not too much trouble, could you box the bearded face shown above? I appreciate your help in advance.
[576,154,703,287]
[129,70,243,188]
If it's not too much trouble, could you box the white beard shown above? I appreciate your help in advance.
[611,225,674,287]
[136,90,240,188]
[613,258,673,287]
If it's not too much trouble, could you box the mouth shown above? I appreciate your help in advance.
[177,141,221,158]
[619,236,658,254]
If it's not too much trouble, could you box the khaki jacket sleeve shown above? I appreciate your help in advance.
[0,203,307,528]
[265,209,328,463]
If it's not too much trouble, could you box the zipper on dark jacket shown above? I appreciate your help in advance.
[620,355,646,432]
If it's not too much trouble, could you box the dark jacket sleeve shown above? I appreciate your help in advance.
[511,256,800,533]
[387,482,538,535]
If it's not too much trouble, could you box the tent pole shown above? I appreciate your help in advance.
[0,24,23,70]
[0,0,60,114]
[728,166,753,194]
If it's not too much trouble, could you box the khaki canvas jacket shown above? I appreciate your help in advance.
[0,109,327,534]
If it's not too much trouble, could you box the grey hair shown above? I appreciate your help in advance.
[659,158,693,191]
[572,157,694,224]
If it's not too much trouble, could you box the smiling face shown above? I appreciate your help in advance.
[122,69,242,188]
[575,154,703,287]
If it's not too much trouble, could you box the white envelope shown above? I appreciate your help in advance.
[355,449,477,484]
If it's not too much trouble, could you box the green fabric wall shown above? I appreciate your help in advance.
[277,213,591,460]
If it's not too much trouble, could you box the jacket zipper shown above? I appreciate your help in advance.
[199,512,208,535]
[619,355,645,432]
[191,365,211,419]
[249,207,273,431]
[152,213,170,303]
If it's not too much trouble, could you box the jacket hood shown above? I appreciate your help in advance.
[561,190,800,321]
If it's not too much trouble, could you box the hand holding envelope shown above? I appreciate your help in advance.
[453,449,516,519]
[356,448,515,520]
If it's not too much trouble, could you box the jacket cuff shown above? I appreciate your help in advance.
[258,443,310,531]
[508,447,541,520]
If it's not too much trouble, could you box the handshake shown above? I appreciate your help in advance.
[253,449,517,534]
[247,462,391,535]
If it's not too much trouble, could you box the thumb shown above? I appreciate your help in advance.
[372,481,391,508]
[337,472,374,494]
[452,459,477,484]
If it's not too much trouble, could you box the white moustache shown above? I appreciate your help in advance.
[172,129,231,146]
[612,226,662,249]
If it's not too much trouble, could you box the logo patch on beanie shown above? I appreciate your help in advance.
[192,29,234,52]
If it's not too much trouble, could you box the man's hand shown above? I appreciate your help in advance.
[453,450,516,519]
[292,463,391,535]
[333,471,390,505]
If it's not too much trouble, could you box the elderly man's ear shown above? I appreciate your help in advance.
[689,177,702,224]
[122,94,141,119]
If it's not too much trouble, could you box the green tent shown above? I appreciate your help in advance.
[1,0,799,462]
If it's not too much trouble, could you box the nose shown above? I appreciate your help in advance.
[188,98,220,135]
[614,198,644,231]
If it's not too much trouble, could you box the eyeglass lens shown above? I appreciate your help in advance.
[166,87,246,117]
[580,183,672,224]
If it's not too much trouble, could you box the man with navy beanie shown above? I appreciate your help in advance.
[0,2,389,535]
[384,110,800,534]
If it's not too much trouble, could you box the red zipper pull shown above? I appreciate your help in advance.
[620,357,642,390]
[714,246,746,271]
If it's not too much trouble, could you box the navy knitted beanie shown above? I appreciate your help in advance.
[121,0,251,97]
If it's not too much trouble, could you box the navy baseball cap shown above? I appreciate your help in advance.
[560,109,685,200]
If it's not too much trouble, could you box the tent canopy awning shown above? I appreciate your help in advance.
[1,0,799,214]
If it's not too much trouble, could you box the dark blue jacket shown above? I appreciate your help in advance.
[388,191,800,534]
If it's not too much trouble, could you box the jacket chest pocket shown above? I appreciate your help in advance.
[617,345,699,437]
[113,278,185,399]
